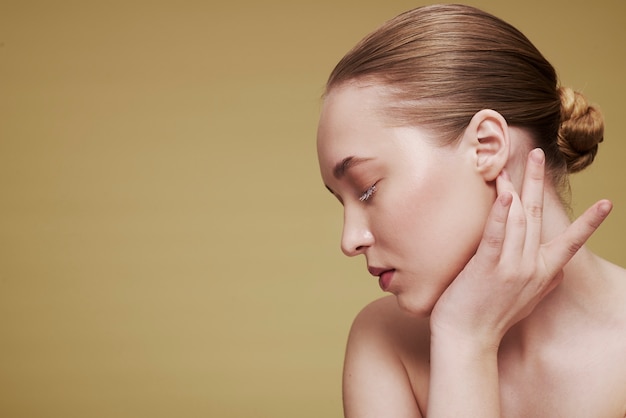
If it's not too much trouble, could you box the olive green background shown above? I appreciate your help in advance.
[1,0,624,416]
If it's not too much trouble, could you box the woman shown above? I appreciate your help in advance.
[317,4,626,417]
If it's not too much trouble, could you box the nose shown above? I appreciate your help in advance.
[341,207,374,257]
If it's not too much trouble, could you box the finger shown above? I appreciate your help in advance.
[542,199,612,275]
[474,189,513,264]
[497,170,526,260]
[520,148,545,254]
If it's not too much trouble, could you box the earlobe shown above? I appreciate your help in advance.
[465,109,510,181]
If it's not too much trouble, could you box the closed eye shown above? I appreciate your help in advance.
[359,184,377,202]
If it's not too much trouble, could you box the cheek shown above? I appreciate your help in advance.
[385,171,492,275]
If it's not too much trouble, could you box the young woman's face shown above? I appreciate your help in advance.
[317,84,496,315]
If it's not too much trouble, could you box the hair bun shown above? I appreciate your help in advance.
[557,87,604,173]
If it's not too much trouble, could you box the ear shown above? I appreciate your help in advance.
[460,109,510,181]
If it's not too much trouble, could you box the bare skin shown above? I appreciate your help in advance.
[318,84,626,417]
[345,279,626,418]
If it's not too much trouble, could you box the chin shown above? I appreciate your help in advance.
[394,292,437,318]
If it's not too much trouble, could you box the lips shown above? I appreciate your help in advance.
[368,266,395,291]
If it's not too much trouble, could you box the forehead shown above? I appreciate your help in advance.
[317,84,389,158]
[318,83,385,135]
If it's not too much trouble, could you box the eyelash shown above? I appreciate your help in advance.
[359,184,377,202]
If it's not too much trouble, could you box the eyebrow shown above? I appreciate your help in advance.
[333,156,373,179]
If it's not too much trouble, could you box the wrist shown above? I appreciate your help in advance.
[429,321,502,355]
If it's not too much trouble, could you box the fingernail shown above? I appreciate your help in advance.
[598,200,613,217]
[499,191,513,206]
[530,148,545,164]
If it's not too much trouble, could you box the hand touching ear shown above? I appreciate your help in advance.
[426,148,612,417]
[430,148,612,345]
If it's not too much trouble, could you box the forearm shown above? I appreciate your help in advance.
[426,332,501,418]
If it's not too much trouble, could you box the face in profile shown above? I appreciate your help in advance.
[317,83,496,315]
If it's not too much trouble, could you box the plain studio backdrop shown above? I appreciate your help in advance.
[1,0,624,416]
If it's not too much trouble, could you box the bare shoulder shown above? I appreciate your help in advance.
[343,296,430,418]
[614,266,626,415]
[603,260,626,340]
[347,296,431,362]
[597,260,626,416]
[613,270,626,417]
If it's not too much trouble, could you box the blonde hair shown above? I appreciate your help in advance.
[326,4,603,182]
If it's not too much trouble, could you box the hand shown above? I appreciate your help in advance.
[430,148,612,347]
